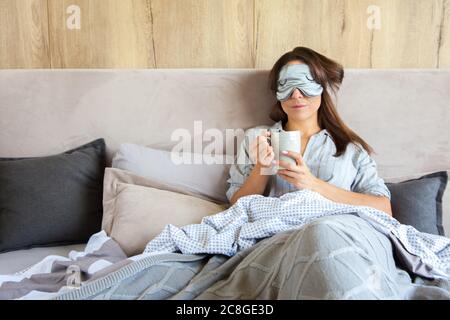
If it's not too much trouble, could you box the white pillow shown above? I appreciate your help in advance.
[112,143,231,204]
[102,168,228,256]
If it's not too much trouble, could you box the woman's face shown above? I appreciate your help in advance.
[280,60,322,122]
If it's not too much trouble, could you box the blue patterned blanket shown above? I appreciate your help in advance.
[145,189,450,280]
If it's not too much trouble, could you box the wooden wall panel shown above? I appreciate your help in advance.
[254,0,449,69]
[151,0,254,68]
[438,0,450,67]
[0,0,50,68]
[370,0,444,68]
[0,0,448,69]
[47,0,155,68]
[254,0,351,68]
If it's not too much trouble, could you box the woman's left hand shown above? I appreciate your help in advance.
[276,150,321,191]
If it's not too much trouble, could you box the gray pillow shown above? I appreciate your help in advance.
[386,171,448,236]
[0,138,106,253]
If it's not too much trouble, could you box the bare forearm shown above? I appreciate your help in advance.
[230,164,270,205]
[312,179,392,216]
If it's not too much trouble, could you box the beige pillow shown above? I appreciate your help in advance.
[102,168,228,256]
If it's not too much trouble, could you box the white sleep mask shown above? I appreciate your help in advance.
[276,64,323,101]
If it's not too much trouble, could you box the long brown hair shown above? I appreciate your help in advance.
[268,47,374,157]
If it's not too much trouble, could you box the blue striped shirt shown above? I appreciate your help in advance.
[226,120,391,202]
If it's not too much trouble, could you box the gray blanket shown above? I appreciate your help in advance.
[2,215,450,300]
[59,216,450,300]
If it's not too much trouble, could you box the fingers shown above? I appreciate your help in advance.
[258,134,270,144]
[250,135,268,150]
[277,159,301,172]
[278,169,301,179]
[257,143,266,160]
[257,136,269,154]
[249,135,268,154]
[249,131,273,165]
[277,173,298,187]
[281,150,304,166]
[248,141,258,163]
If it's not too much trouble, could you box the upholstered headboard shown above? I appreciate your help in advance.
[1,69,449,230]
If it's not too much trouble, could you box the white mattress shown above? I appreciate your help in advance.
[0,244,86,274]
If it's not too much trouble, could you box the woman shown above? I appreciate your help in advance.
[227,47,392,216]
[224,47,413,299]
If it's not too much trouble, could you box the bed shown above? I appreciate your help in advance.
[0,68,449,299]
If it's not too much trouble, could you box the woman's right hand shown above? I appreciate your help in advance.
[249,130,275,168]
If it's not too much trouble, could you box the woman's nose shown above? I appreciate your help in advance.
[291,88,304,99]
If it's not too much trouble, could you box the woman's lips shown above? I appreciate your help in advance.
[292,104,307,109]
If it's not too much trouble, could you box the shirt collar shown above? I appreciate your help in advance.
[271,121,330,138]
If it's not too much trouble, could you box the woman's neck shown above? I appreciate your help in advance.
[284,120,322,138]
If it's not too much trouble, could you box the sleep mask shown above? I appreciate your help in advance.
[276,64,323,101]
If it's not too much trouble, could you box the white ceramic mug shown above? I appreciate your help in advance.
[269,129,301,170]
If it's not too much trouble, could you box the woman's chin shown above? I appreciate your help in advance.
[286,112,312,121]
